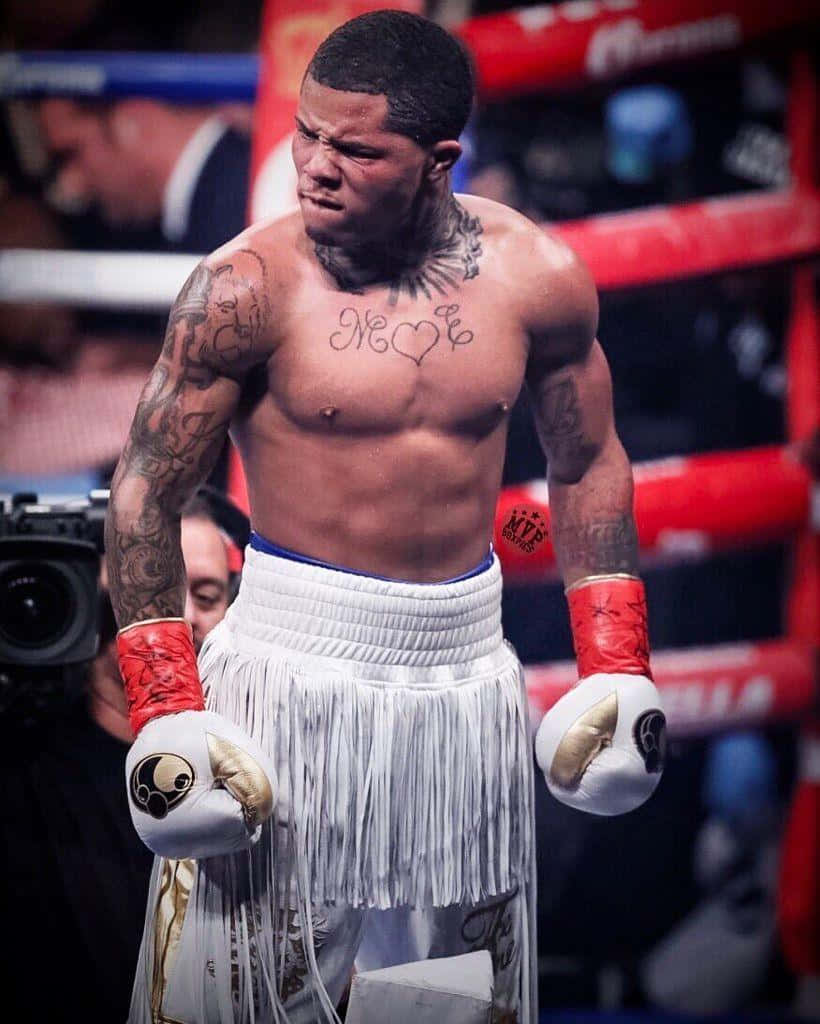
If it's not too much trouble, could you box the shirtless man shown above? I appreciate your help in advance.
[105,12,666,1023]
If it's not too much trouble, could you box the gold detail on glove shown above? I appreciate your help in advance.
[207,734,274,831]
[550,692,618,790]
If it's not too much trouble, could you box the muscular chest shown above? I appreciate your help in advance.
[271,285,527,435]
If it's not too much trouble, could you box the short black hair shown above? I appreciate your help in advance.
[306,10,474,147]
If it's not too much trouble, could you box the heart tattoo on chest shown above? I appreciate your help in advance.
[327,304,474,365]
[390,321,440,364]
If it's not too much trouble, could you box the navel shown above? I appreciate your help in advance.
[320,405,339,423]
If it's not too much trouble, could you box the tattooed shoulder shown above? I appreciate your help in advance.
[162,248,273,380]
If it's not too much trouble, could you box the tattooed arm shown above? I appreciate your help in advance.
[105,250,271,627]
[524,238,638,587]
[525,234,664,816]
[524,234,663,815]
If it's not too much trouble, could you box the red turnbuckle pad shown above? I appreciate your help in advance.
[117,618,205,736]
[567,575,652,681]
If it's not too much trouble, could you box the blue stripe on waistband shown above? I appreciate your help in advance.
[249,532,494,585]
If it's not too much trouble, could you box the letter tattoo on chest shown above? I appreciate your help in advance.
[327,303,475,365]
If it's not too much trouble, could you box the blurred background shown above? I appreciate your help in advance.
[0,1,818,1022]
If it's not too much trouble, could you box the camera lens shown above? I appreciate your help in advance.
[0,562,76,648]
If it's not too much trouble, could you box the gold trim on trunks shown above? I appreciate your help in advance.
[151,858,196,1024]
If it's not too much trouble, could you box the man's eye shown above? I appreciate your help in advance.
[340,151,377,162]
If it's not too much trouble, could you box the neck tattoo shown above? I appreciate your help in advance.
[314,197,484,306]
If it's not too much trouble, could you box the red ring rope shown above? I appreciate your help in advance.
[455,0,818,99]
[550,189,820,291]
[526,638,816,738]
[495,445,812,584]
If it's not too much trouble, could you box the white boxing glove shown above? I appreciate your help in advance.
[534,672,666,816]
[125,709,276,860]
[117,617,276,859]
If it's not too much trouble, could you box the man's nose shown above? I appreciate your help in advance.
[304,142,341,186]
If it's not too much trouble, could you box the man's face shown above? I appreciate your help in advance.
[180,516,231,653]
[293,75,429,247]
[38,98,157,225]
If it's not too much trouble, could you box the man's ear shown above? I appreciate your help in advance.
[426,140,462,182]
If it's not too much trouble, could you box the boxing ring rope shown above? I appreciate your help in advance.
[3,184,818,305]
[2,0,818,986]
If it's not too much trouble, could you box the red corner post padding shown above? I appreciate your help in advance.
[778,723,820,974]
[117,619,204,735]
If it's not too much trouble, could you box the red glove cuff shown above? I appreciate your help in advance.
[567,574,652,680]
[117,618,205,736]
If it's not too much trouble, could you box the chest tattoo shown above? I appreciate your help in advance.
[328,303,475,365]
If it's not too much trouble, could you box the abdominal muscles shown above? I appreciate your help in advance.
[236,395,512,582]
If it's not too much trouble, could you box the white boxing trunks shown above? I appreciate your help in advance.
[128,539,537,1023]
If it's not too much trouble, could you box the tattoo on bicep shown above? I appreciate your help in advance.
[553,515,639,575]
[162,251,270,379]
[537,377,596,466]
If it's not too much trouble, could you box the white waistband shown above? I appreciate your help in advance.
[226,545,504,667]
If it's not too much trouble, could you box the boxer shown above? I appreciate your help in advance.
[105,12,665,1023]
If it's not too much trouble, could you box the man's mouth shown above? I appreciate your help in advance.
[300,192,343,211]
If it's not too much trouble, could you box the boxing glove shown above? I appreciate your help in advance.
[118,618,276,859]
[535,574,666,816]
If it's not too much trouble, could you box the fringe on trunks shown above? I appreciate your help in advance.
[129,544,537,1023]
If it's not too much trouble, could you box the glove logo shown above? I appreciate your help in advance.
[633,710,667,774]
[130,753,196,819]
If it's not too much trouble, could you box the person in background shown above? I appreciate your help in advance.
[38,96,252,255]
[0,496,237,1023]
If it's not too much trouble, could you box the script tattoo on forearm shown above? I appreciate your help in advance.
[106,251,269,624]
[553,515,639,576]
[328,303,474,365]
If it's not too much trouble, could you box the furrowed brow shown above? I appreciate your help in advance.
[295,115,380,153]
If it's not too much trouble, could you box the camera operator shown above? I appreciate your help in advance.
[1,494,237,1023]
